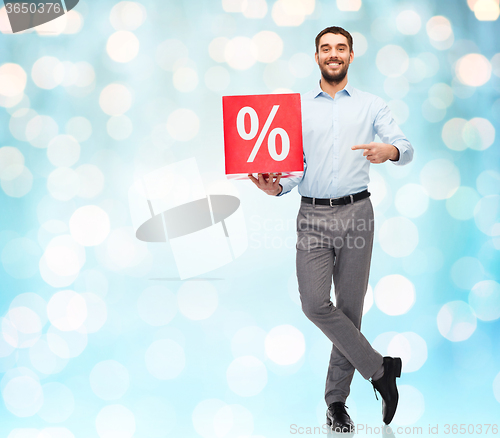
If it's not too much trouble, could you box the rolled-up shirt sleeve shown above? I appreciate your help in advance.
[373,99,414,166]
[277,152,307,196]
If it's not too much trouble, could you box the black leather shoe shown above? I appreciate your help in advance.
[371,356,402,425]
[326,402,355,433]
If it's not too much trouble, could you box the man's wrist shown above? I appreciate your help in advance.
[389,145,400,161]
[275,184,283,196]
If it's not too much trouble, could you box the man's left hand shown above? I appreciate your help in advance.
[351,142,399,163]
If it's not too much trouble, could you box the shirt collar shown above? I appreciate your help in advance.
[313,80,353,98]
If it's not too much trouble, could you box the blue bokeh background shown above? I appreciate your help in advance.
[0,0,500,437]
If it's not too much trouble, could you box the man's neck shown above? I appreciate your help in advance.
[320,76,348,99]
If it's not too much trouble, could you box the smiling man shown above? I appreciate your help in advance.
[248,26,414,432]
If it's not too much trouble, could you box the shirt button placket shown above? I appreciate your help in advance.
[333,98,339,197]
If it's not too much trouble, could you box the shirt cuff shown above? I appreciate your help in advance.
[276,183,284,196]
[389,141,413,166]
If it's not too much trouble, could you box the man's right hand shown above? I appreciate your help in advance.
[248,173,282,196]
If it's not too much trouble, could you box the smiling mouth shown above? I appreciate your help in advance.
[327,62,342,67]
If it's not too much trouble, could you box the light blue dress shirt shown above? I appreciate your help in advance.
[278,82,414,198]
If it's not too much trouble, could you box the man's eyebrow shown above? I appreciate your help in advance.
[320,42,348,49]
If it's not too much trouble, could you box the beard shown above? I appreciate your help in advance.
[319,60,349,85]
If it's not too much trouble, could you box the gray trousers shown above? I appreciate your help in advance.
[295,196,383,405]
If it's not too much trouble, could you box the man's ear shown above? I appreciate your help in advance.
[349,50,354,63]
[315,51,319,65]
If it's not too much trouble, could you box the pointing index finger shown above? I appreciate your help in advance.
[351,144,371,151]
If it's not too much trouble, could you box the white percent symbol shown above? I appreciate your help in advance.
[236,105,290,162]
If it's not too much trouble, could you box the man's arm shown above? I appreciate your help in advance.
[367,99,414,166]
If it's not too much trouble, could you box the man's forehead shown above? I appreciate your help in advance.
[319,33,349,47]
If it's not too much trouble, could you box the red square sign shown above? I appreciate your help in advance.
[223,93,304,180]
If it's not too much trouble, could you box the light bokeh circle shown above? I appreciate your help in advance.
[47,290,87,332]
[145,339,185,380]
[173,67,198,92]
[47,325,88,359]
[31,56,64,90]
[66,116,92,142]
[474,195,500,236]
[387,332,428,373]
[96,404,136,438]
[1,237,41,279]
[77,292,107,334]
[231,326,267,361]
[192,398,225,438]
[213,403,254,438]
[226,355,268,397]
[69,205,110,247]
[38,382,74,423]
[463,117,495,150]
[442,118,468,151]
[376,45,409,77]
[47,167,80,201]
[90,360,130,400]
[450,256,485,290]
[446,186,480,220]
[2,375,43,417]
[166,108,200,141]
[99,84,132,116]
[493,371,500,403]
[1,166,33,198]
[204,66,230,92]
[395,184,429,218]
[177,281,218,320]
[468,280,500,321]
[477,170,500,196]
[437,301,477,342]
[252,31,283,63]
[420,159,460,200]
[224,36,258,70]
[0,63,27,97]
[456,53,492,86]
[107,30,140,63]
[110,1,147,30]
[0,146,24,180]
[107,115,133,140]
[3,306,42,348]
[378,217,419,257]
[265,324,305,365]
[47,135,80,167]
[374,274,416,316]
[396,10,422,35]
[137,285,177,326]
[75,164,105,199]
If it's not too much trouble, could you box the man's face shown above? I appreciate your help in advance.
[315,33,354,84]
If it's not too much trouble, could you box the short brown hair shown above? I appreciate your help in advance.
[315,26,353,53]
